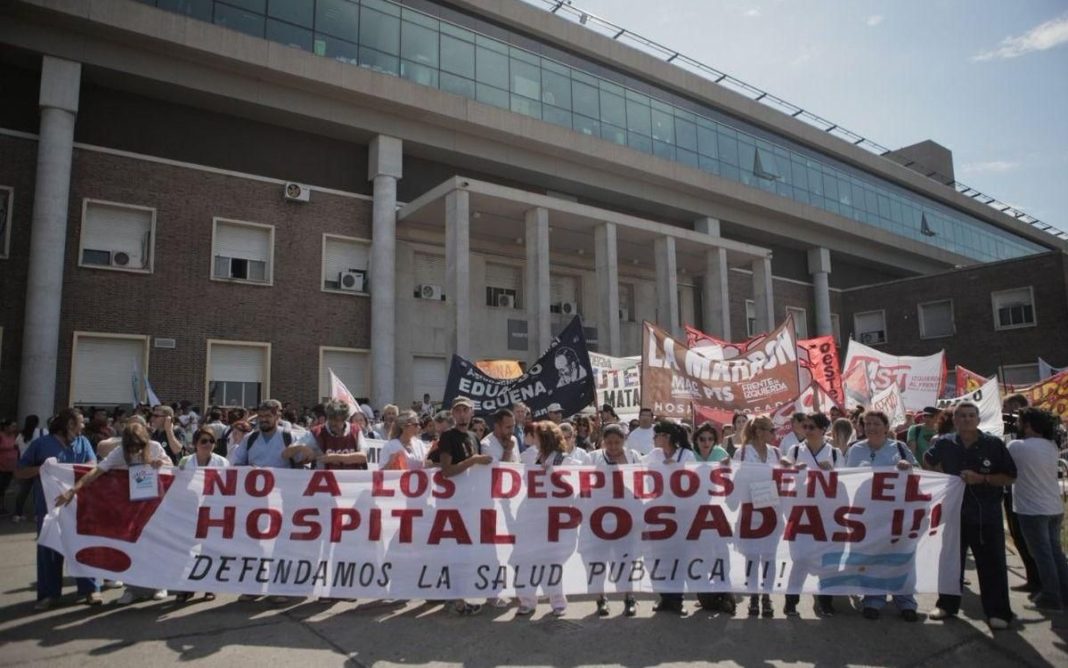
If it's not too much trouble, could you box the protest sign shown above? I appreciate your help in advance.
[443,316,594,418]
[644,317,801,420]
[842,355,873,409]
[842,341,945,412]
[954,365,988,396]
[40,461,962,599]
[765,383,842,445]
[475,360,524,380]
[869,383,907,431]
[590,353,641,420]
[937,377,1003,438]
[1005,369,1068,418]
[329,368,360,420]
[686,327,843,406]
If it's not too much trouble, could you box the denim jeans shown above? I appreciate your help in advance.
[1017,513,1068,609]
[862,594,917,611]
[36,516,99,600]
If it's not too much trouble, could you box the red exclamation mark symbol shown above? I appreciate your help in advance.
[890,508,904,543]
[928,503,942,536]
[907,508,924,539]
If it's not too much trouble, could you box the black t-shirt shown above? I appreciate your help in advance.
[152,428,185,464]
[429,428,477,465]
[925,432,1017,525]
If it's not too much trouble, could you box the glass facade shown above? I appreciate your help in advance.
[137,0,1048,262]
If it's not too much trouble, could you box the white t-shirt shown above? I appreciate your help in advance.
[642,447,696,466]
[626,426,656,455]
[779,431,803,450]
[380,437,430,469]
[567,447,592,465]
[179,452,230,470]
[733,443,782,465]
[589,448,642,465]
[480,432,521,463]
[521,448,579,466]
[781,441,842,469]
[99,440,169,471]
[1007,437,1063,516]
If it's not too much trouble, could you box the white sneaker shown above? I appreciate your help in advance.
[490,597,510,608]
[151,589,168,601]
[928,607,954,620]
[551,607,567,617]
[117,591,137,605]
[988,617,1009,630]
[516,606,534,616]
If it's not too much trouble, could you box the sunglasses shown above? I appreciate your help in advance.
[197,437,214,445]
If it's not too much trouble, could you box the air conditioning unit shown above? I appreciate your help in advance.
[859,331,885,345]
[417,284,444,301]
[284,182,310,202]
[496,294,515,309]
[556,301,578,316]
[112,251,131,267]
[338,270,365,292]
[618,307,630,321]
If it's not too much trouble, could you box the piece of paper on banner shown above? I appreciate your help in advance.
[128,465,161,501]
[869,383,907,431]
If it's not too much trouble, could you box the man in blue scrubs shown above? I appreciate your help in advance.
[17,407,101,609]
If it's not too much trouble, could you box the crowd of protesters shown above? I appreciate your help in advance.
[7,391,1067,631]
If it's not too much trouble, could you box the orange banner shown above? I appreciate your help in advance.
[474,359,524,380]
[1006,369,1068,418]
[955,365,988,396]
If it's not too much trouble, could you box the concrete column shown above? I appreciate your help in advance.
[654,236,679,336]
[751,255,775,335]
[594,223,621,356]
[18,57,80,420]
[368,135,402,407]
[808,247,833,337]
[445,189,471,359]
[694,217,731,339]
[524,207,551,357]
[394,241,415,405]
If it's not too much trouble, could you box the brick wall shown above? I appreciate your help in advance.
[49,147,374,412]
[840,252,1068,376]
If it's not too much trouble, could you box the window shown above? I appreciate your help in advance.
[70,332,149,407]
[79,200,155,273]
[322,234,370,293]
[550,273,580,314]
[992,287,1036,330]
[485,262,521,309]
[830,313,841,344]
[1001,363,1040,387]
[212,218,273,285]
[206,340,270,408]
[918,299,955,339]
[319,347,370,401]
[785,306,808,338]
[854,310,887,345]
[0,186,11,258]
[619,282,636,322]
[745,299,756,337]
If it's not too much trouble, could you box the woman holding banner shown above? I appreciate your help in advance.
[733,416,781,618]
[644,422,694,615]
[380,410,429,470]
[589,424,642,616]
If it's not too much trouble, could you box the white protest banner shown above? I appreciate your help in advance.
[937,377,1004,439]
[40,461,961,598]
[590,353,641,420]
[842,341,945,412]
[329,368,359,420]
[869,383,907,431]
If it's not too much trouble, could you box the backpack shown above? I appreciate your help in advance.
[214,428,231,458]
[246,429,298,468]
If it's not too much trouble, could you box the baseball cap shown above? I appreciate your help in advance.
[547,403,563,413]
[451,396,474,409]
[921,406,940,417]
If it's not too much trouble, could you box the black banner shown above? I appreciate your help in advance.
[443,316,595,418]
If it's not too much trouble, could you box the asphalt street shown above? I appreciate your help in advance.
[0,519,1065,667]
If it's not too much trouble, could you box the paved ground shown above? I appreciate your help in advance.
[0,520,1065,667]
